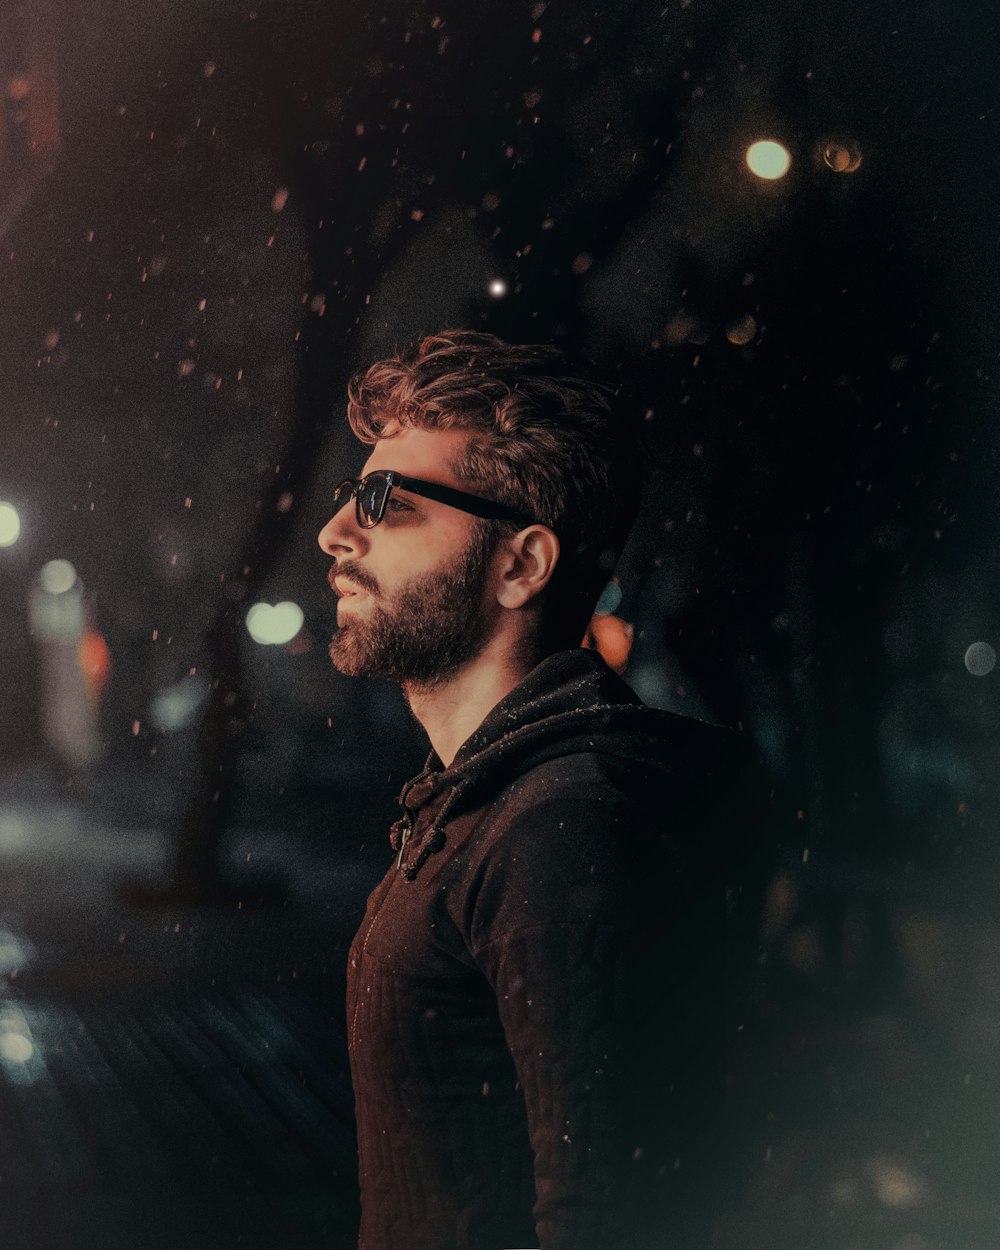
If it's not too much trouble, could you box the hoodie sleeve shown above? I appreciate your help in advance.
[472,920,636,1250]
[463,763,725,1250]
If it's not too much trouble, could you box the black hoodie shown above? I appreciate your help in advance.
[347,647,749,1250]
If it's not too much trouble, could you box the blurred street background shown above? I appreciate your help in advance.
[1,0,999,1246]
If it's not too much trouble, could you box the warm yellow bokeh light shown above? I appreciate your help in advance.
[7,77,31,103]
[726,314,758,346]
[663,311,696,346]
[746,140,791,180]
[822,140,862,173]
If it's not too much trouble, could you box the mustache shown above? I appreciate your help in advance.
[327,563,379,595]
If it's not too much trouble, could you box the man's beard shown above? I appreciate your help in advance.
[328,525,498,687]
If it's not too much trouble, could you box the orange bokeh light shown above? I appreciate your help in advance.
[582,613,635,675]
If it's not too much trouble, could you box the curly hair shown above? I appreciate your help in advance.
[346,330,644,648]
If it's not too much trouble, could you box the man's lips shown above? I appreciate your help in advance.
[330,572,371,598]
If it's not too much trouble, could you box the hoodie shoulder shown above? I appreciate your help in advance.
[447,648,738,793]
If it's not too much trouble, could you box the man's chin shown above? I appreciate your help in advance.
[328,629,399,680]
[327,632,370,678]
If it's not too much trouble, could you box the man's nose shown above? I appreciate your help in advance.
[317,499,363,555]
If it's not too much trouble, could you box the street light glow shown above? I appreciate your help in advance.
[746,140,791,180]
[0,502,20,547]
[0,1032,34,1064]
[246,601,304,646]
[488,278,508,298]
[39,559,77,595]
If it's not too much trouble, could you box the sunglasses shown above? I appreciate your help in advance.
[332,470,535,530]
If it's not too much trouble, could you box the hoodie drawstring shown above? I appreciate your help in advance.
[398,778,471,882]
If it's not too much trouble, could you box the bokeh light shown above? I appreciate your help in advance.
[582,613,634,675]
[38,558,77,595]
[868,1156,925,1209]
[964,641,996,676]
[488,278,508,298]
[0,1032,34,1064]
[746,140,791,180]
[0,501,20,547]
[593,580,623,616]
[0,933,30,973]
[725,313,758,346]
[150,675,209,732]
[822,140,862,173]
[663,311,697,346]
[246,601,305,646]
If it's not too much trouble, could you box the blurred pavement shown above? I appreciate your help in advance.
[0,765,384,1250]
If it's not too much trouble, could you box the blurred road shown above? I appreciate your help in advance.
[0,765,998,1250]
[0,764,386,1250]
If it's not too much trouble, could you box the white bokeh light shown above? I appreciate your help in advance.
[246,601,304,646]
[964,642,996,677]
[39,558,78,595]
[746,139,792,180]
[488,278,508,298]
[149,675,209,733]
[0,501,20,547]
[0,1032,33,1064]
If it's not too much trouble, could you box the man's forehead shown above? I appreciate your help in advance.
[362,424,474,483]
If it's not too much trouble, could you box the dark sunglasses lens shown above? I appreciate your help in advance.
[358,475,389,527]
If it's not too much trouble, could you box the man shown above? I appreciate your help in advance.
[318,330,746,1250]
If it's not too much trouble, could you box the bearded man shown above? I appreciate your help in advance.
[318,330,747,1250]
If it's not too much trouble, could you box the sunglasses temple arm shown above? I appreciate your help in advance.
[396,475,531,524]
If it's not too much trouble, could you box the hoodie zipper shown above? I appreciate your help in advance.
[349,862,399,1056]
[395,821,412,871]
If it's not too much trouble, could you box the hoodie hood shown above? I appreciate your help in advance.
[389,648,738,875]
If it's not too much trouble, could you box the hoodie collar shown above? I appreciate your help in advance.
[396,647,719,817]
[390,647,736,879]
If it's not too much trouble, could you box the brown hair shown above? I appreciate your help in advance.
[347,330,643,648]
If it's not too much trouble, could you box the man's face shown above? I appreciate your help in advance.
[317,426,500,686]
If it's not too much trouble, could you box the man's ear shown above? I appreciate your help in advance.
[495,526,560,610]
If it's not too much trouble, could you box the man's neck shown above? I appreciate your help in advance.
[402,636,538,768]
